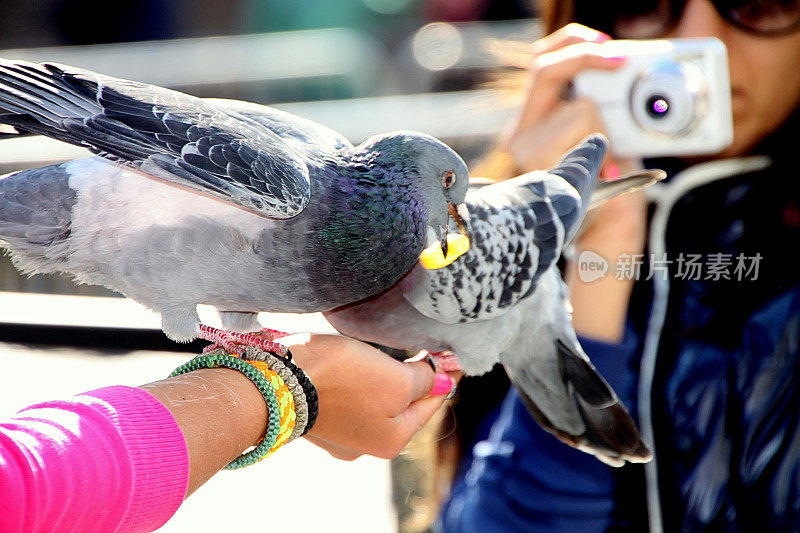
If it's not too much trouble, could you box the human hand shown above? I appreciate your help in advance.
[504,23,647,251]
[499,23,650,341]
[503,23,626,172]
[502,23,648,252]
[566,181,647,342]
[278,334,456,460]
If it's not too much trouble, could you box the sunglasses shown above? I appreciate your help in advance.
[574,0,800,38]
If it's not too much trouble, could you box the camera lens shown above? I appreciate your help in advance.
[646,95,670,118]
[630,60,707,137]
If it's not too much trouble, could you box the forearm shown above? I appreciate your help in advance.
[140,368,268,495]
[0,334,447,532]
[567,180,646,342]
[0,385,189,533]
[566,261,636,342]
[0,368,267,533]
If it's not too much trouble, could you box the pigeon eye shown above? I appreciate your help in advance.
[442,171,456,189]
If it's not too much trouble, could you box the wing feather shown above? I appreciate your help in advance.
[0,60,316,218]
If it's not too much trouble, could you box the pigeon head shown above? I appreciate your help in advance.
[358,131,471,266]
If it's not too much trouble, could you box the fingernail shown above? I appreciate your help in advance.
[603,161,621,180]
[430,372,455,396]
[603,55,627,63]
[445,382,458,401]
[594,31,612,42]
[424,353,437,373]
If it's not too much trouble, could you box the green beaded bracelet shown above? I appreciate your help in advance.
[169,352,280,470]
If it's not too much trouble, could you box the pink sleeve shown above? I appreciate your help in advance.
[0,385,189,533]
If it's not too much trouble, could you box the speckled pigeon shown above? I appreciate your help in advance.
[0,59,470,343]
[326,135,663,466]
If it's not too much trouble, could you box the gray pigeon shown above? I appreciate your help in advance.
[326,135,662,466]
[0,60,470,342]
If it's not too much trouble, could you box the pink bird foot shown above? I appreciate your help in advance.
[429,351,461,372]
[196,324,292,358]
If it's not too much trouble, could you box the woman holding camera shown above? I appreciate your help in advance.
[440,1,800,531]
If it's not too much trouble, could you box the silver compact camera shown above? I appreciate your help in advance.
[573,38,733,158]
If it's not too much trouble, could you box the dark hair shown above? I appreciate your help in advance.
[539,0,645,37]
[539,0,575,34]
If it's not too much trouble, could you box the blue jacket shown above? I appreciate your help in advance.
[440,115,800,531]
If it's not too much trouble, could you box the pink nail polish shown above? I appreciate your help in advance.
[430,373,454,396]
[595,31,612,42]
[603,161,621,180]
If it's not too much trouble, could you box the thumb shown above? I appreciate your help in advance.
[404,360,455,401]
[394,395,448,445]
[389,364,456,454]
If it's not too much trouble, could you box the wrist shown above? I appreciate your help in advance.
[145,368,269,447]
[170,351,305,470]
[200,368,271,446]
[142,368,269,494]
[575,189,648,257]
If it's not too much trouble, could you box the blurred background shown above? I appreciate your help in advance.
[0,1,539,532]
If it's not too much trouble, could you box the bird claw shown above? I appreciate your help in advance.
[196,324,292,358]
[429,351,461,372]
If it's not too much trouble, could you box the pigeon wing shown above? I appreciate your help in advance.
[209,98,352,155]
[0,60,312,219]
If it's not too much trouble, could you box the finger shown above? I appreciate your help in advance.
[404,349,437,372]
[516,42,626,130]
[393,395,448,446]
[446,370,462,383]
[510,98,607,171]
[534,41,626,85]
[532,23,610,55]
[403,360,439,401]
[601,160,622,181]
[500,25,611,72]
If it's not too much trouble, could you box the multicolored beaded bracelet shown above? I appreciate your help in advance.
[169,352,294,469]
[241,346,319,436]
[242,348,309,440]
[247,359,296,452]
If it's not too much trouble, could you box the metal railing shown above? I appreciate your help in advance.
[0,28,386,97]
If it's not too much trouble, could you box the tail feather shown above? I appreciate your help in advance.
[0,164,76,244]
[575,395,652,463]
[556,339,651,465]
[507,346,653,467]
[556,339,616,408]
[0,115,79,145]
[502,272,652,467]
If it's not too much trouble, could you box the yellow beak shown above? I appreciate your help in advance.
[419,233,471,270]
